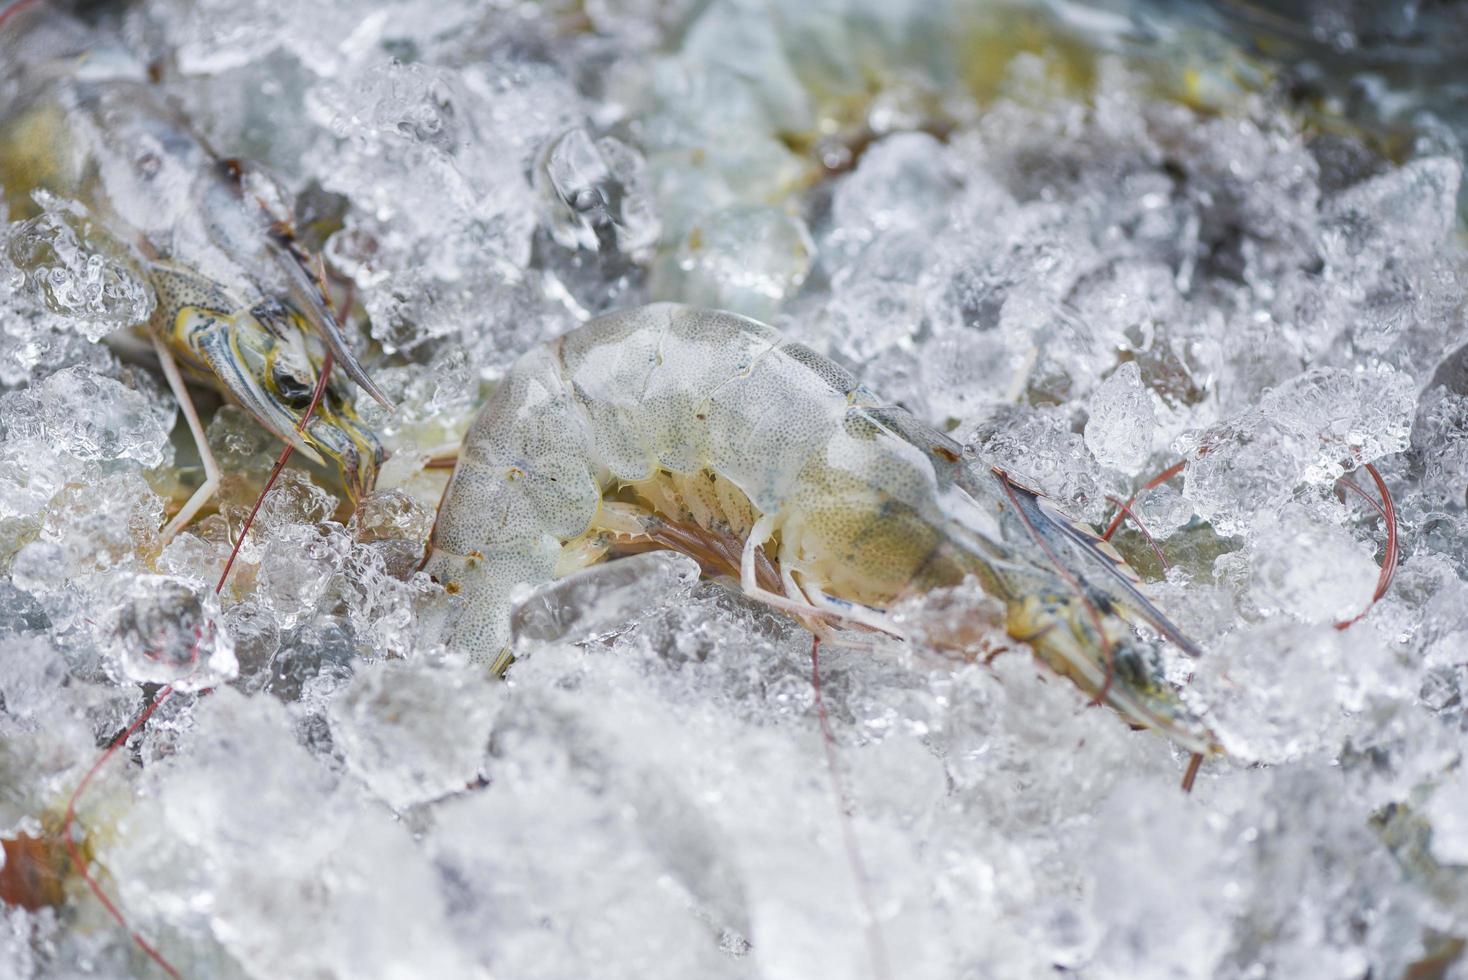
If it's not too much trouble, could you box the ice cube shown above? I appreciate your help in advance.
[9,541,68,597]
[534,127,661,259]
[351,488,435,546]
[0,636,66,721]
[822,132,957,271]
[1425,768,1468,866]
[0,366,174,469]
[252,522,350,628]
[1180,367,1415,536]
[1247,505,1380,625]
[3,203,154,340]
[329,657,500,810]
[1085,782,1232,978]
[660,204,814,320]
[94,574,237,691]
[1259,367,1416,484]
[1084,361,1156,473]
[679,0,815,134]
[40,471,163,575]
[104,688,476,977]
[510,551,702,655]
[818,226,932,366]
[1188,622,1381,763]
[220,599,281,693]
[1413,385,1468,505]
[970,405,1112,521]
[1130,483,1194,540]
[1323,155,1463,264]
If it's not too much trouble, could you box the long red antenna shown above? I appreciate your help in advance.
[0,0,44,31]
[67,312,342,975]
[61,687,181,979]
[218,349,336,593]
[1334,462,1398,630]
[1101,457,1191,541]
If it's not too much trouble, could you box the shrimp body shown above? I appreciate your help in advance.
[0,6,387,509]
[427,304,1216,753]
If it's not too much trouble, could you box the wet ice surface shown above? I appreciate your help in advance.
[3,0,1468,977]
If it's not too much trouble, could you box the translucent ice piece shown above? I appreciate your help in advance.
[1131,484,1194,540]
[1324,155,1463,263]
[4,202,154,340]
[0,366,174,469]
[1258,367,1415,484]
[95,574,237,690]
[1180,367,1415,535]
[969,405,1111,522]
[329,658,501,810]
[1247,505,1380,625]
[1187,622,1374,763]
[664,204,814,320]
[40,470,163,574]
[0,636,67,720]
[1084,361,1156,473]
[253,522,350,628]
[535,127,661,259]
[822,132,956,271]
[1425,768,1468,866]
[510,551,701,656]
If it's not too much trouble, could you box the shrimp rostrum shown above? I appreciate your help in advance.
[0,6,389,537]
[425,304,1217,754]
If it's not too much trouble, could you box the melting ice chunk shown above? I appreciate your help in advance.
[534,127,661,259]
[329,658,501,811]
[4,201,154,340]
[510,551,701,656]
[0,366,174,469]
[1084,361,1156,472]
[95,574,237,690]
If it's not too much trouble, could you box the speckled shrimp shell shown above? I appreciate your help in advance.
[425,303,1216,753]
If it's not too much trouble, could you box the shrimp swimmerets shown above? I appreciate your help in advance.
[425,303,1218,754]
[0,4,388,538]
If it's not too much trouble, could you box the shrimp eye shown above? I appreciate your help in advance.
[219,158,244,183]
[271,367,315,408]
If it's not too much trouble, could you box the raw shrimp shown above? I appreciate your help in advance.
[0,3,388,538]
[424,303,1218,753]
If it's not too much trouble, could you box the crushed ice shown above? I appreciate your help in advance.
[2,1,1468,977]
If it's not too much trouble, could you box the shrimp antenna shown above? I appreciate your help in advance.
[0,0,43,31]
[1333,462,1398,630]
[61,687,181,979]
[1094,453,1398,792]
[63,293,342,976]
[1101,456,1191,541]
[1103,494,1169,569]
